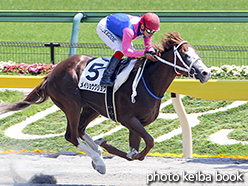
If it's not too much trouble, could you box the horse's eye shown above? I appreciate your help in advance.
[184,53,190,58]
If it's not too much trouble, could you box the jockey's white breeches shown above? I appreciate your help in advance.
[96,17,134,53]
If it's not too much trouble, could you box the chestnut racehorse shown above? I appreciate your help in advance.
[0,32,211,174]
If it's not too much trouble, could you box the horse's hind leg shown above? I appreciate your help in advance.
[77,107,102,155]
[83,132,102,154]
[50,98,105,174]
[67,106,105,174]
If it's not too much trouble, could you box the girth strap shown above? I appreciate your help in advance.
[105,86,118,122]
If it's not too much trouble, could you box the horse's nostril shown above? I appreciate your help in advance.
[202,71,208,76]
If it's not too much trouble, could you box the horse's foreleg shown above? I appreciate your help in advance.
[129,131,141,150]
[127,131,141,159]
[125,117,154,161]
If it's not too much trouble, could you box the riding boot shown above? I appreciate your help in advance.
[100,56,121,87]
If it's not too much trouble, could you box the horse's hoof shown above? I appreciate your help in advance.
[138,156,145,161]
[132,153,145,161]
[94,138,107,146]
[91,161,106,174]
[91,160,96,169]
[126,148,138,160]
[96,165,106,174]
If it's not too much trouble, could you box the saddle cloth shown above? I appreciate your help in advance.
[78,57,136,93]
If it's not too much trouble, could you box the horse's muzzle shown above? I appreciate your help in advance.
[198,69,211,84]
[193,60,211,84]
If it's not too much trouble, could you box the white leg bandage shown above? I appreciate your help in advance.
[77,138,106,174]
[82,132,103,156]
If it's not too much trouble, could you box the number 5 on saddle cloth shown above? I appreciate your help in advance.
[78,57,136,121]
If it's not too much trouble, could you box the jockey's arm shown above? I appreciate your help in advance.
[122,28,145,57]
[143,37,155,53]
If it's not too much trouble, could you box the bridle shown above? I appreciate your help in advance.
[132,41,201,102]
[154,40,201,79]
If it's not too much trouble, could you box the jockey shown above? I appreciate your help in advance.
[96,12,160,87]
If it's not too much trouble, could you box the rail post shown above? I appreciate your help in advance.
[171,93,192,158]
[44,42,60,64]
[69,13,85,57]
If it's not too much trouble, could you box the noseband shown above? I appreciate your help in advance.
[154,41,200,78]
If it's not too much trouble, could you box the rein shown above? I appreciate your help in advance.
[141,75,164,100]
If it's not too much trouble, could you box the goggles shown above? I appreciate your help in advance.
[143,19,157,34]
[145,27,156,34]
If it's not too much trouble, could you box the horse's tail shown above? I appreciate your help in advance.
[0,75,50,113]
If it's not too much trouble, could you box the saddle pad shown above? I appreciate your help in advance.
[78,57,136,93]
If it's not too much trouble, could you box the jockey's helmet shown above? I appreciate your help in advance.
[140,12,160,31]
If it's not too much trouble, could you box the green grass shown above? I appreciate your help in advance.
[151,103,248,155]
[1,90,248,156]
[0,0,247,46]
[0,1,247,155]
[228,129,248,141]
[1,22,247,47]
[22,110,66,135]
[0,0,247,67]
[1,0,247,11]
[104,119,181,153]
[162,96,232,114]
[86,120,120,137]
[191,103,248,155]
[0,90,26,103]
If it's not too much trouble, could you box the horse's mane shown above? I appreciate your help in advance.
[133,32,184,70]
[153,32,184,52]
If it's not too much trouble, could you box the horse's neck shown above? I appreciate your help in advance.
[143,50,176,98]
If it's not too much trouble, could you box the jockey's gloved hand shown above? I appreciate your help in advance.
[144,51,157,62]
[145,51,156,55]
